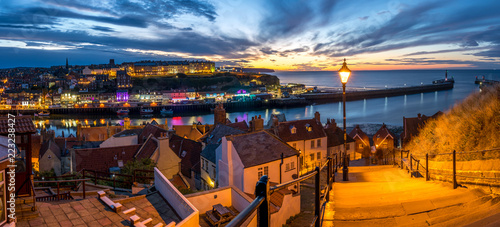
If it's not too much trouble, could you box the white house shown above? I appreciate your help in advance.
[269,112,328,173]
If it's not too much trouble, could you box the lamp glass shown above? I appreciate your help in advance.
[340,72,350,84]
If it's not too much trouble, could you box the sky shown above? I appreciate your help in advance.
[0,0,499,70]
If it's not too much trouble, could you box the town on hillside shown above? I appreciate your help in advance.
[1,103,438,226]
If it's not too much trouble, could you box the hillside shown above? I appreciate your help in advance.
[407,84,500,156]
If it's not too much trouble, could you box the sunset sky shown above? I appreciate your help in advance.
[0,0,499,70]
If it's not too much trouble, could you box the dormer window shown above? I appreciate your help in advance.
[181,150,187,158]
[305,124,312,132]
[47,155,52,159]
[290,125,297,134]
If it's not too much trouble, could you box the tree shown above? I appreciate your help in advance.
[121,158,157,184]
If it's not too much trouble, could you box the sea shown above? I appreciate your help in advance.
[39,70,500,137]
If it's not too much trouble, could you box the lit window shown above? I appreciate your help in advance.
[317,152,321,160]
[290,125,297,134]
[310,153,314,161]
[292,143,296,149]
[258,167,263,179]
[264,166,268,176]
[286,163,290,171]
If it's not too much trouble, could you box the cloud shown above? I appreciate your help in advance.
[91,26,115,32]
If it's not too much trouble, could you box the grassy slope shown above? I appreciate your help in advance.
[407,84,500,156]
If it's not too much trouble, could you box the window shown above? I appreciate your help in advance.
[205,160,209,170]
[264,166,269,176]
[286,163,290,171]
[317,152,321,160]
[258,167,263,179]
[305,123,312,132]
[310,153,314,161]
[347,144,350,150]
[291,162,295,170]
[292,143,297,149]
[317,139,321,147]
[359,144,363,148]
[290,126,297,134]
[311,140,315,148]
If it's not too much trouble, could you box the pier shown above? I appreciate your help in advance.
[1,82,453,117]
[298,82,454,103]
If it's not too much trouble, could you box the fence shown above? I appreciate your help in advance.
[227,155,340,227]
[34,179,91,201]
[82,169,154,189]
[397,148,500,189]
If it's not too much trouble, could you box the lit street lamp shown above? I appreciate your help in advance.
[338,58,351,181]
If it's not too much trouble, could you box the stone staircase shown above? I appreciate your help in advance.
[15,196,39,221]
[324,165,500,227]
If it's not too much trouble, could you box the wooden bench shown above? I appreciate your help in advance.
[98,191,122,212]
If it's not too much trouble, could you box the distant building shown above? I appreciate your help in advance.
[373,123,396,151]
[124,60,215,77]
[324,118,356,160]
[116,70,132,89]
[349,125,371,159]
[400,112,442,149]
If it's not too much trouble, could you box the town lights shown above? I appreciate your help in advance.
[338,58,351,181]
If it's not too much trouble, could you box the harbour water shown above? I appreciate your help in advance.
[39,70,500,137]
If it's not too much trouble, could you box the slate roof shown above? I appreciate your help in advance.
[169,134,202,178]
[75,144,142,172]
[0,115,36,134]
[113,128,142,138]
[135,135,158,160]
[265,113,287,128]
[324,127,355,148]
[227,121,249,131]
[226,131,299,168]
[270,118,326,142]
[204,124,245,144]
[348,125,370,146]
[139,124,167,143]
[201,144,219,163]
[40,140,61,159]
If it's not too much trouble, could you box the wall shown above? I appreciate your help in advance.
[39,149,61,176]
[99,135,137,148]
[243,156,298,194]
[288,137,327,171]
[186,186,232,214]
[154,167,199,226]
[270,193,301,227]
[154,137,180,179]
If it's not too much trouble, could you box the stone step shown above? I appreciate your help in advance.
[15,203,37,213]
[426,195,495,225]
[17,209,40,221]
[432,196,500,227]
[123,207,136,215]
[427,194,493,219]
[463,212,500,227]
[153,223,164,227]
[15,196,34,205]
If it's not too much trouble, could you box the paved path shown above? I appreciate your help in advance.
[322,165,500,227]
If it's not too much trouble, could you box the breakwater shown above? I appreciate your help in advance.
[298,82,454,103]
[1,82,453,117]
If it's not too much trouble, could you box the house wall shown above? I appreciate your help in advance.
[270,193,301,227]
[154,137,180,179]
[328,142,357,160]
[242,156,298,194]
[99,135,137,148]
[154,168,199,226]
[39,149,61,175]
[185,186,232,213]
[200,157,216,190]
[287,137,327,171]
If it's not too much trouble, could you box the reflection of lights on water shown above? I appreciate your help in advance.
[404,95,407,106]
[363,99,366,113]
[435,91,438,102]
[384,97,388,111]
[338,102,341,114]
[420,93,424,103]
[100,119,105,125]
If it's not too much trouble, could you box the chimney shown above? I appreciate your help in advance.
[314,111,320,123]
[76,123,82,140]
[214,103,226,125]
[251,115,264,132]
[124,117,130,129]
[272,116,279,128]
[164,118,169,130]
[235,118,238,123]
[417,113,421,119]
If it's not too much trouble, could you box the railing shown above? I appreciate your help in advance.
[82,169,155,189]
[28,178,37,211]
[34,179,91,201]
[227,155,339,227]
[398,148,500,189]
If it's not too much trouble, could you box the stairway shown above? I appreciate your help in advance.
[15,196,39,221]
[323,165,500,227]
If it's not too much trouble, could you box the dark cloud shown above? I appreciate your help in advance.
[91,26,115,32]
[403,47,487,56]
[359,16,369,21]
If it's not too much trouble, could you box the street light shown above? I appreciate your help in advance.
[338,58,351,181]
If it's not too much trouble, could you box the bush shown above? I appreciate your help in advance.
[407,84,500,157]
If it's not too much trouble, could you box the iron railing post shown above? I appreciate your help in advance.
[410,154,413,177]
[453,150,457,189]
[426,153,429,181]
[255,176,270,227]
[83,179,86,199]
[327,158,332,201]
[401,150,403,169]
[314,166,321,227]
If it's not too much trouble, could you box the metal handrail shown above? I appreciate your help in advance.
[226,196,265,227]
[269,171,317,194]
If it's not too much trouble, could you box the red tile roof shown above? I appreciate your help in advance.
[0,115,36,134]
[349,125,370,147]
[271,118,326,142]
[169,134,202,178]
[75,144,142,172]
[39,140,61,159]
[324,127,355,148]
[373,124,396,147]
[226,131,299,168]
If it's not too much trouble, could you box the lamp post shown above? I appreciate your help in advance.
[338,58,351,181]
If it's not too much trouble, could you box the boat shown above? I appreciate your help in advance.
[116,109,130,115]
[36,111,50,117]
[140,108,154,115]
[160,108,173,116]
